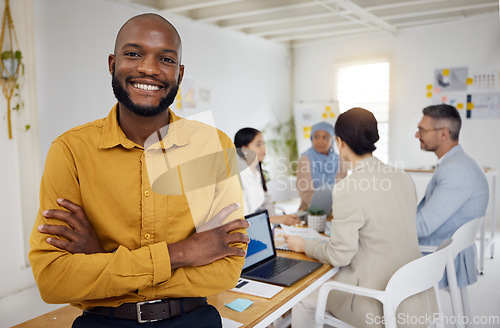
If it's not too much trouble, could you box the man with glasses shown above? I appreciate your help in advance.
[415,104,489,288]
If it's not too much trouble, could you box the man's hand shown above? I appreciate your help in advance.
[38,198,105,254]
[284,235,306,253]
[168,203,250,269]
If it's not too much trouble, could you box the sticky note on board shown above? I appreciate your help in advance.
[427,84,433,90]
[426,92,432,98]
[225,298,254,312]
[467,103,474,110]
[329,112,335,118]
[457,103,464,110]
[325,106,331,111]
[443,69,450,76]
[466,78,473,85]
[322,113,328,119]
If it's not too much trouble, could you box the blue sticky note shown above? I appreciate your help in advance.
[224,298,254,312]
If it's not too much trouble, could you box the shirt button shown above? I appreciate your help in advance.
[145,190,150,197]
[144,233,151,240]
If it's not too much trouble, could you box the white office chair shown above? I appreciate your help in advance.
[420,217,484,328]
[314,239,454,328]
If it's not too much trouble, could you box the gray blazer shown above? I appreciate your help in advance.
[417,145,489,287]
[305,156,436,328]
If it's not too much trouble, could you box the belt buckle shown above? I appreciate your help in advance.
[136,300,162,323]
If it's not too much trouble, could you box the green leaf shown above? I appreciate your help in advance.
[1,51,12,60]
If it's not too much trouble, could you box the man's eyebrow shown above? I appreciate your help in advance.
[122,43,178,55]
[122,42,142,49]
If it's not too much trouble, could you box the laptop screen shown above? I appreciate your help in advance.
[243,210,276,270]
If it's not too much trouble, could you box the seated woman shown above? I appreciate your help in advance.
[234,128,301,226]
[296,122,347,211]
[286,108,436,328]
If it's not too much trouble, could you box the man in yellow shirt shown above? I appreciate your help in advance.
[29,13,249,328]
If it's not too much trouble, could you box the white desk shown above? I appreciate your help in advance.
[208,250,338,328]
[407,168,497,274]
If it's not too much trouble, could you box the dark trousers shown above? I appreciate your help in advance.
[72,304,222,328]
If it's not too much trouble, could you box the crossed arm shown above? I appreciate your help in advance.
[29,140,249,305]
[38,198,249,268]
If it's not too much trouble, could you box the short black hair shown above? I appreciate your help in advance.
[334,107,379,156]
[422,104,461,141]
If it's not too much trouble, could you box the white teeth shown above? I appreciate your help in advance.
[133,83,160,91]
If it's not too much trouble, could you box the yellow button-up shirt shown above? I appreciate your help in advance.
[29,104,245,310]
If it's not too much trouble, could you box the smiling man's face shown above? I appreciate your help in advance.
[108,15,184,117]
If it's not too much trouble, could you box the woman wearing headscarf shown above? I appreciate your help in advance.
[296,122,347,211]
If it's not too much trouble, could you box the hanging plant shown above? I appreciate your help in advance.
[0,0,25,139]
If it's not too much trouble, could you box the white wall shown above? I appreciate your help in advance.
[0,0,42,297]
[293,14,500,224]
[34,0,291,161]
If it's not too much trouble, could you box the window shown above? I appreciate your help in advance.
[336,62,390,163]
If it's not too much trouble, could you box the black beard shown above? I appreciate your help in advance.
[111,69,179,117]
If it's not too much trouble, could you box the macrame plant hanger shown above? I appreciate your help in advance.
[0,0,22,139]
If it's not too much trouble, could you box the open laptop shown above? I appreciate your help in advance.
[241,210,323,287]
[308,184,333,217]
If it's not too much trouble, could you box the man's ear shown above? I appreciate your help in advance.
[178,65,185,84]
[440,127,450,140]
[108,54,115,75]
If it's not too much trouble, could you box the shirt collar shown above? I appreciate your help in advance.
[99,103,189,150]
[437,144,461,166]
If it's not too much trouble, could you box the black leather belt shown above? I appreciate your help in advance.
[86,297,207,323]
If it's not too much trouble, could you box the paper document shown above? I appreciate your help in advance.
[275,226,329,251]
[230,278,284,298]
[222,317,243,327]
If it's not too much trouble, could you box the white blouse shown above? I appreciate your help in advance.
[239,164,274,216]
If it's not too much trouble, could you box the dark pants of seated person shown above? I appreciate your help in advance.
[72,304,222,328]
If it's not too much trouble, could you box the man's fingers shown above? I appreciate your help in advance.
[43,208,83,231]
[220,218,250,232]
[224,246,247,258]
[38,224,78,242]
[56,198,87,222]
[225,231,250,245]
[46,237,76,253]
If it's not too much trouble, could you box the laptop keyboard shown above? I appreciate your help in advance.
[249,257,300,279]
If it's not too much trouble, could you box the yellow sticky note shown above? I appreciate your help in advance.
[325,106,331,112]
[457,103,464,110]
[427,84,433,90]
[426,92,432,98]
[466,78,473,85]
[467,103,474,110]
[322,113,327,119]
[329,112,335,118]
[443,69,450,76]
[304,133,310,139]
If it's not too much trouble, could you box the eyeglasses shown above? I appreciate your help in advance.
[416,127,445,135]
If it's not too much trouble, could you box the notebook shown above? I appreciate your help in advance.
[241,210,323,287]
[308,184,333,217]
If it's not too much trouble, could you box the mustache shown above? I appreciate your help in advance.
[126,76,169,89]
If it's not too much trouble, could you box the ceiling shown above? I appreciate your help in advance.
[109,0,499,47]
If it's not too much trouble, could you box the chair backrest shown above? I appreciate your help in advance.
[384,239,454,310]
[450,217,484,258]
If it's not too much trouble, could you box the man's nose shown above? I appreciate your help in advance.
[137,57,160,76]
